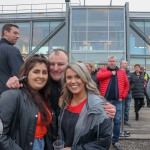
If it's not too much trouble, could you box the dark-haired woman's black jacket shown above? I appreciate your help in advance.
[0,89,51,150]
[130,72,145,98]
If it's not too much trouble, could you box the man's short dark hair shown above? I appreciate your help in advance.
[134,64,140,68]
[1,24,19,37]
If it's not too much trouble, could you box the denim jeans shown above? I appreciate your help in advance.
[109,100,122,143]
[32,138,45,150]
[124,92,131,123]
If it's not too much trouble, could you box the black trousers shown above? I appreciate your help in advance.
[134,98,144,113]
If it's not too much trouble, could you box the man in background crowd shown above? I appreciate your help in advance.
[96,56,129,150]
[120,60,131,126]
[0,23,24,95]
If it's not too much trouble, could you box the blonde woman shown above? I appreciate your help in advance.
[58,62,112,150]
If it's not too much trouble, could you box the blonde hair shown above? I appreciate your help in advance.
[86,62,96,72]
[61,62,104,105]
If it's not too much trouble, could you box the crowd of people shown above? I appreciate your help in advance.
[0,23,149,150]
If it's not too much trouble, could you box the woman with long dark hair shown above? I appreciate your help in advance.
[0,54,52,150]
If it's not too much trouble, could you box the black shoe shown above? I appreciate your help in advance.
[124,130,130,135]
[147,105,150,108]
[112,142,122,150]
[135,112,139,121]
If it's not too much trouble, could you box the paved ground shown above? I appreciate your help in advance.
[110,99,150,150]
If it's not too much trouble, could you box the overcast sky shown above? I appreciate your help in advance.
[0,0,149,12]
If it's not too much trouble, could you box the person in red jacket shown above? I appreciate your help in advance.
[96,56,129,150]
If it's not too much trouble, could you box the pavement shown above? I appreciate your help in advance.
[122,99,150,139]
[110,99,150,150]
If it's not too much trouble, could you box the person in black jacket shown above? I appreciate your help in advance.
[0,54,52,150]
[0,24,24,94]
[130,64,145,120]
[58,62,112,150]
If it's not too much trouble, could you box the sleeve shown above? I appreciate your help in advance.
[44,112,58,150]
[0,91,22,150]
[71,118,112,150]
[130,73,134,90]
[96,68,113,81]
[122,72,129,99]
[7,47,24,77]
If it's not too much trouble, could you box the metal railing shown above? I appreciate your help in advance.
[0,3,66,14]
[0,2,80,14]
[0,3,79,19]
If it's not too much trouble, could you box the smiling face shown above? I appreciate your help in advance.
[65,68,86,95]
[4,26,19,45]
[27,62,48,91]
[49,51,68,81]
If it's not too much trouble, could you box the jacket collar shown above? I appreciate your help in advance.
[0,38,13,45]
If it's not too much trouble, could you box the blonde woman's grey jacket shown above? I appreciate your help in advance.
[58,91,112,150]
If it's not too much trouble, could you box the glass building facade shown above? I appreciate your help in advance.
[0,3,150,72]
[70,7,126,64]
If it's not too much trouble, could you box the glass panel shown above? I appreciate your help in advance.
[88,32,108,41]
[130,29,146,55]
[15,22,30,54]
[32,21,62,51]
[144,22,150,38]
[109,9,124,21]
[88,8,108,21]
[72,22,86,32]
[109,42,125,51]
[71,41,92,51]
[36,25,67,54]
[109,32,124,42]
[71,52,125,63]
[72,9,87,22]
[71,32,86,41]
[109,22,124,31]
[32,22,50,49]
[133,22,144,32]
[88,22,108,31]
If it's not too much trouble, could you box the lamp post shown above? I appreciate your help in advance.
[65,0,70,55]
[110,0,112,6]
